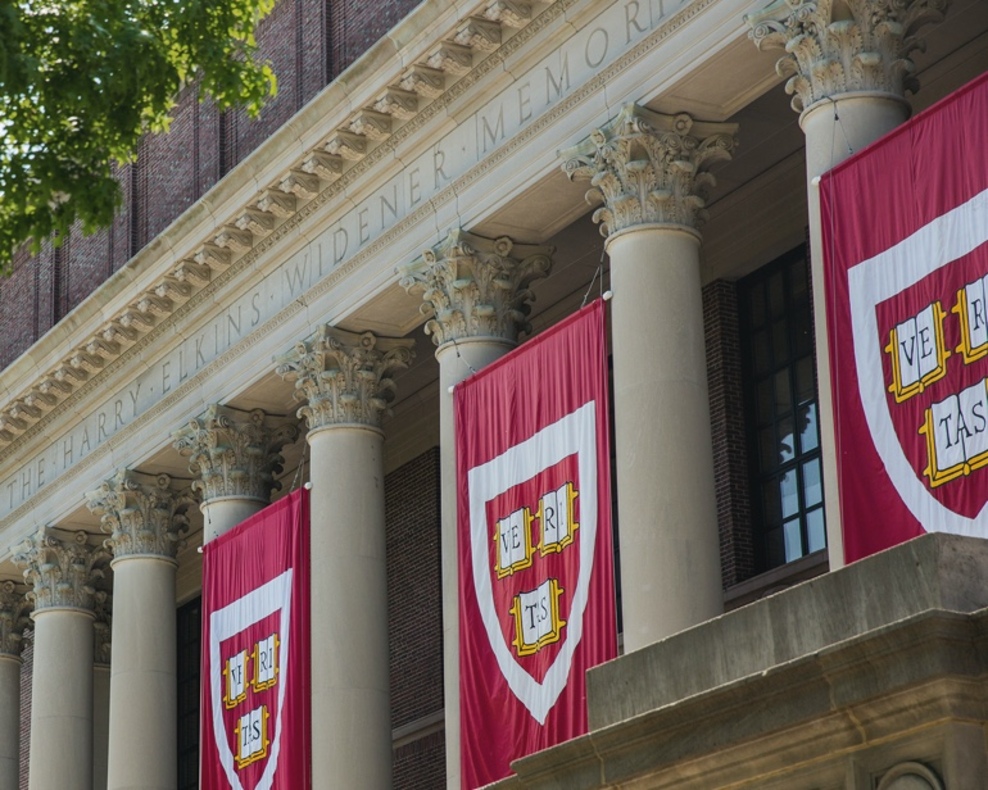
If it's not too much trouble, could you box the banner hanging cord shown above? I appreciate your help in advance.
[290,438,308,493]
[451,336,478,376]
[581,247,607,308]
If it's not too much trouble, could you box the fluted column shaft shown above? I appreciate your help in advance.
[563,105,737,651]
[401,230,552,789]
[0,583,27,790]
[278,327,413,790]
[747,0,947,567]
[86,472,190,790]
[0,656,18,790]
[15,531,107,790]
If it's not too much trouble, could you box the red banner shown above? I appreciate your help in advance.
[201,488,310,790]
[455,299,617,788]
[822,72,988,563]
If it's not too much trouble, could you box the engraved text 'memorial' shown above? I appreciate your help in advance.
[86,471,193,561]
[561,104,737,237]
[276,328,415,432]
[173,405,299,504]
[0,580,30,656]
[746,0,948,114]
[400,230,553,348]
[14,530,108,612]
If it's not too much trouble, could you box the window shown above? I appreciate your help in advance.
[740,248,825,571]
[177,597,201,790]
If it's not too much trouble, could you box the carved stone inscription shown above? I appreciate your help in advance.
[0,0,692,520]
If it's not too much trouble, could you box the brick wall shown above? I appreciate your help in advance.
[394,729,446,790]
[386,448,446,788]
[703,280,756,588]
[0,0,419,372]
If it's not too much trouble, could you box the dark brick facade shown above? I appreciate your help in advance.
[394,729,447,790]
[0,0,421,371]
[703,280,756,588]
[386,447,446,787]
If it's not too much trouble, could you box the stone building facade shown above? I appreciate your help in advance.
[0,0,986,789]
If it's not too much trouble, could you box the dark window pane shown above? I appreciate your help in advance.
[798,402,819,453]
[777,416,795,463]
[783,518,802,562]
[780,470,799,518]
[740,246,826,572]
[802,458,823,507]
[750,285,766,327]
[774,370,791,415]
[753,330,771,374]
[807,507,826,553]
[772,319,788,363]
[768,271,785,317]
[796,356,815,404]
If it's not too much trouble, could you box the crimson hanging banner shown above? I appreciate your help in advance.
[455,299,617,788]
[822,72,988,563]
[201,488,311,790]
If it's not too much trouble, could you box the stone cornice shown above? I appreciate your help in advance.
[399,229,554,347]
[0,0,552,450]
[13,529,108,613]
[172,405,299,504]
[745,0,948,115]
[560,104,737,236]
[85,471,193,561]
[276,328,415,432]
[0,580,31,657]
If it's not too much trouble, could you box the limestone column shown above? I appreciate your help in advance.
[14,529,108,790]
[747,0,948,567]
[173,404,299,542]
[0,581,29,790]
[277,327,414,790]
[562,106,737,651]
[86,470,192,790]
[400,230,553,789]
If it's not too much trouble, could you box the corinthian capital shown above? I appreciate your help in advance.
[86,471,193,561]
[276,328,414,433]
[400,230,553,347]
[173,405,299,504]
[746,0,948,114]
[14,529,108,613]
[0,580,30,657]
[561,105,736,237]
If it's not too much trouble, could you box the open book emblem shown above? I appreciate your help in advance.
[849,189,988,534]
[208,571,293,790]
[466,402,598,724]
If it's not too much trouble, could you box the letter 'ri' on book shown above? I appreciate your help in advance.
[886,302,950,402]
[953,274,988,363]
[920,379,988,487]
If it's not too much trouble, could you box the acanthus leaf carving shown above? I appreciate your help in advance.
[86,470,194,561]
[172,406,299,505]
[400,230,554,347]
[0,580,31,657]
[745,0,948,114]
[13,529,109,613]
[276,328,415,433]
[560,104,736,237]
